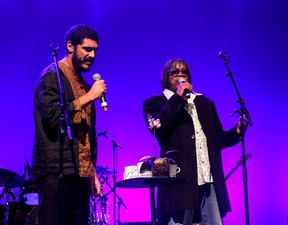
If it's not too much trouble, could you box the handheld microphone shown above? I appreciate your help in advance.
[178,78,191,98]
[218,51,227,59]
[92,73,108,112]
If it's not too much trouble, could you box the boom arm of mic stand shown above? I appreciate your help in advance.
[222,57,253,126]
[101,133,123,149]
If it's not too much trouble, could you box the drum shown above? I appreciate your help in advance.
[21,179,38,206]
[89,196,115,225]
[0,204,4,225]
[26,205,39,225]
[0,201,25,225]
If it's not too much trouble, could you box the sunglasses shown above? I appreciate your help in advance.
[169,69,190,77]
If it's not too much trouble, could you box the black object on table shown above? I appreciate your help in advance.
[116,177,187,225]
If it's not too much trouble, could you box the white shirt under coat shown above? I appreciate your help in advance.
[163,89,213,185]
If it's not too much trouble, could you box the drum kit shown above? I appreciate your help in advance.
[89,166,125,225]
[0,166,123,225]
[0,168,37,225]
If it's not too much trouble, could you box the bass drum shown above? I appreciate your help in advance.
[26,205,39,225]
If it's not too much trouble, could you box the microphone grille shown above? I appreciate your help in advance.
[92,73,101,81]
[178,78,186,83]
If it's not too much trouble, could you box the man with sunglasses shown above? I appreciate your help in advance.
[142,59,247,225]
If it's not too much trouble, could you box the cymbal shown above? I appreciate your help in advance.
[0,168,23,188]
[95,166,118,175]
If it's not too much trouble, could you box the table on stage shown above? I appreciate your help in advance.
[116,177,187,225]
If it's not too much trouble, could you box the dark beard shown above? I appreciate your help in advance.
[71,51,91,73]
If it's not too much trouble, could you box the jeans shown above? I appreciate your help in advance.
[167,183,223,225]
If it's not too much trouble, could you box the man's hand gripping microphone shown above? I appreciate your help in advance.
[178,77,191,99]
[92,73,108,112]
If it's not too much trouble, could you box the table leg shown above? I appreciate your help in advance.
[150,185,156,225]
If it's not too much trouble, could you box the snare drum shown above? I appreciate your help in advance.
[20,179,38,206]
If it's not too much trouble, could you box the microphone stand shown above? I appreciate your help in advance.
[51,44,74,225]
[99,132,122,225]
[219,52,253,225]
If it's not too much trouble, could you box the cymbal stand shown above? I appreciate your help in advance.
[98,173,127,225]
[1,186,16,225]
[0,187,4,201]
[117,196,126,225]
[98,132,122,225]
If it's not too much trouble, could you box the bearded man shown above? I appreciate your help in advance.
[32,24,106,225]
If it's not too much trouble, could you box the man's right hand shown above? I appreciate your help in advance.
[176,81,192,99]
[88,79,107,101]
[79,79,107,107]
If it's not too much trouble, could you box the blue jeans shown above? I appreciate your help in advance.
[167,183,223,225]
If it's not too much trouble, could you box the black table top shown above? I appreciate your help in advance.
[116,177,187,188]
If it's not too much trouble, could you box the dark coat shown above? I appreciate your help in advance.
[142,93,241,218]
[32,64,97,178]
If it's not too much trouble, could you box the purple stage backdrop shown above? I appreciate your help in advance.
[0,0,287,224]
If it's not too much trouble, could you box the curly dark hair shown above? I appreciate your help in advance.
[160,59,191,90]
[64,24,99,53]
